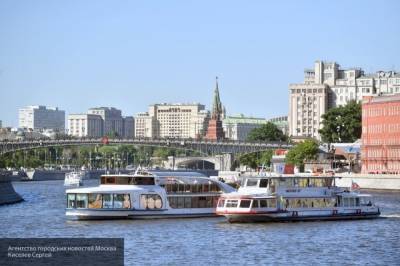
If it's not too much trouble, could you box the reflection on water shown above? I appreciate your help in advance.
[1,180,399,265]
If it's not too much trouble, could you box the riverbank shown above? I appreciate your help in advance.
[335,173,400,190]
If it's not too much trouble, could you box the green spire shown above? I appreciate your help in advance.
[212,76,223,120]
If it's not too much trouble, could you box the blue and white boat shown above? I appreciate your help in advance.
[65,170,235,219]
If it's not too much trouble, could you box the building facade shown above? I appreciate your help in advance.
[19,105,65,132]
[223,115,267,141]
[68,114,103,138]
[289,60,400,140]
[361,94,400,174]
[123,116,135,139]
[68,107,133,138]
[134,104,209,139]
[88,107,124,137]
[268,116,288,136]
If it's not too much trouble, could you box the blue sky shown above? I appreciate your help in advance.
[1,0,399,127]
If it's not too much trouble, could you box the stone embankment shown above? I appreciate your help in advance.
[335,173,400,190]
[0,173,23,205]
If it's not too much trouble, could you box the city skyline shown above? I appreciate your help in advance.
[1,0,400,127]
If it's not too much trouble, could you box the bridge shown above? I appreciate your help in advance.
[0,138,293,156]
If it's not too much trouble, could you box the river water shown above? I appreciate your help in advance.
[1,180,399,265]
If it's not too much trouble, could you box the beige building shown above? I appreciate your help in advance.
[68,114,103,137]
[289,60,400,140]
[134,103,209,139]
[222,115,267,141]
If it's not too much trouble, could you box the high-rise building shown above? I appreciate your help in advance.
[68,107,134,138]
[223,115,267,141]
[361,94,400,174]
[19,105,65,132]
[134,103,209,139]
[205,77,225,141]
[88,107,124,137]
[0,120,2,128]
[123,116,135,139]
[289,60,400,140]
[68,114,103,137]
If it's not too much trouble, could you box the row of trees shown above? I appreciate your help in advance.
[239,101,362,170]
[0,145,198,170]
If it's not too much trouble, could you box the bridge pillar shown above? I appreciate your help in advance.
[214,153,233,171]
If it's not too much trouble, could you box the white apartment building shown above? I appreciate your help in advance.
[134,112,157,138]
[68,114,103,138]
[88,107,124,137]
[222,115,267,141]
[134,103,209,139]
[289,60,400,140]
[19,105,65,132]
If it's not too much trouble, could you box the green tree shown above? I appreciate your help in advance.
[319,100,361,143]
[285,140,319,169]
[238,149,274,170]
[247,122,287,142]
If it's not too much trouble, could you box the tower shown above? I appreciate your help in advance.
[205,77,225,141]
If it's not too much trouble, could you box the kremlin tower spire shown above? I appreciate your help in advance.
[205,76,225,141]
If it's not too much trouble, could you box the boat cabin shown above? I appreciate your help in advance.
[100,174,155,185]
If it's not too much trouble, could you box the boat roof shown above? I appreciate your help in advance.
[243,174,336,179]
[66,185,160,193]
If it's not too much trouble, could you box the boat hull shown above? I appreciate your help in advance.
[66,208,217,220]
[221,211,381,223]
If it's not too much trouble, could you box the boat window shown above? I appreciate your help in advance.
[246,179,258,187]
[226,200,239,208]
[355,197,360,207]
[252,200,259,208]
[324,178,333,187]
[67,194,76,208]
[131,176,155,185]
[218,199,225,208]
[88,194,103,209]
[105,177,116,184]
[76,194,88,208]
[268,199,277,208]
[141,194,163,209]
[163,183,222,194]
[113,194,131,209]
[259,199,268,208]
[259,179,268,188]
[102,194,113,208]
[298,178,308,187]
[167,196,218,208]
[239,200,251,208]
[184,197,192,208]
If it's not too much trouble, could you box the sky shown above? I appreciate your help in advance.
[0,0,399,127]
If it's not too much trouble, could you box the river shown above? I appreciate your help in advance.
[1,180,399,265]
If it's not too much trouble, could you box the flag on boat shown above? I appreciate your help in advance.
[351,180,360,191]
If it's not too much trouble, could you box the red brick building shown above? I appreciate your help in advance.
[361,94,400,174]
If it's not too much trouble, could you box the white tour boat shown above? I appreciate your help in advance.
[65,170,235,219]
[64,171,85,186]
[216,174,380,223]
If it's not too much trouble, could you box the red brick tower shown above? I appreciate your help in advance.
[205,77,225,141]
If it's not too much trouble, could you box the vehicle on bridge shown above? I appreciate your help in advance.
[66,170,235,219]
